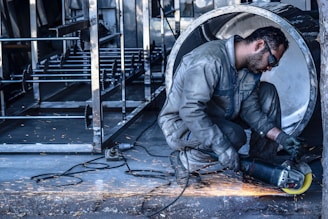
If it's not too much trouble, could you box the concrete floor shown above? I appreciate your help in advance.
[0,109,323,218]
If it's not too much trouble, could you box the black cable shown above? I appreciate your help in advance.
[126,169,173,179]
[31,155,126,187]
[31,173,83,187]
[133,113,169,158]
[29,112,191,217]
[135,144,169,158]
[30,112,159,187]
[135,112,159,143]
[124,150,173,180]
[139,153,190,218]
[121,114,203,217]
[118,113,188,216]
[113,113,191,217]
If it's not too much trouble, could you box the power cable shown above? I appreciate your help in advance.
[30,112,194,217]
[30,156,125,187]
[118,113,192,217]
[133,148,192,218]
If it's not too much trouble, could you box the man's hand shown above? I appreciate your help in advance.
[212,140,239,171]
[218,146,240,171]
[276,131,301,158]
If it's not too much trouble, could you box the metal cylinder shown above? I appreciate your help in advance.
[165,3,319,136]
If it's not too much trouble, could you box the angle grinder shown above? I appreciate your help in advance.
[240,157,312,195]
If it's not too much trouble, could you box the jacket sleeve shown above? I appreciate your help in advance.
[239,85,276,138]
[179,60,231,150]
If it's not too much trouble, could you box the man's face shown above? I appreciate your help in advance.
[247,42,285,74]
[247,48,267,74]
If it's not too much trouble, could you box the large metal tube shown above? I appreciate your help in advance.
[165,3,319,136]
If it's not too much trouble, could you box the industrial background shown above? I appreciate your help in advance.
[0,0,325,218]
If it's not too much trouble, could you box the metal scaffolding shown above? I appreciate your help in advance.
[0,0,165,153]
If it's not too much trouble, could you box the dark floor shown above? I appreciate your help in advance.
[0,108,323,218]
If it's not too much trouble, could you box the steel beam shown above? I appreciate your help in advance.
[143,0,151,101]
[30,0,40,103]
[0,11,4,116]
[117,0,126,121]
[89,0,102,153]
[0,144,94,153]
[0,37,79,41]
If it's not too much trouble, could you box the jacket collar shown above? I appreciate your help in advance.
[225,35,242,72]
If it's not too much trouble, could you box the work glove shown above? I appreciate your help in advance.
[212,138,239,171]
[276,131,301,158]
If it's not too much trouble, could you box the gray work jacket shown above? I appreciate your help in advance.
[158,36,276,150]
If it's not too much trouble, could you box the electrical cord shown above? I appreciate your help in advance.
[134,147,192,218]
[30,146,216,217]
[29,112,195,217]
[30,156,125,187]
[29,113,158,187]
[118,113,193,217]
[135,144,169,158]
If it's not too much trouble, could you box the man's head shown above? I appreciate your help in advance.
[243,26,289,73]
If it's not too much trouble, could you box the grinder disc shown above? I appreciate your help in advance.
[282,173,312,195]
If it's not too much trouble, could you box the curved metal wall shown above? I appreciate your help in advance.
[165,3,319,136]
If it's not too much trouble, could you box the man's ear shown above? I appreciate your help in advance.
[254,39,265,52]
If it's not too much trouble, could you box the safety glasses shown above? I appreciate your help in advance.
[264,40,279,67]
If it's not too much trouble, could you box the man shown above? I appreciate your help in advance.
[158,26,302,186]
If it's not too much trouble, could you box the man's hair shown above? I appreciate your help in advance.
[244,26,289,51]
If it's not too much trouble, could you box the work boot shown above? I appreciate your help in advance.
[179,148,225,174]
[169,151,202,187]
